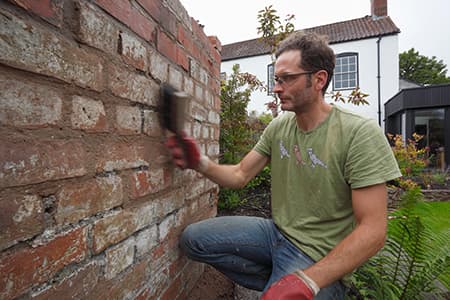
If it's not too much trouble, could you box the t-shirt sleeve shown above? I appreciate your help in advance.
[344,119,402,189]
[253,118,275,158]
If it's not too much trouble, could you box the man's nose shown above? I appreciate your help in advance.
[273,82,283,93]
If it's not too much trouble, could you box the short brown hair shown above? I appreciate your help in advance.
[275,31,335,94]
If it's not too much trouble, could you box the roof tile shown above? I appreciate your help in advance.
[222,16,400,61]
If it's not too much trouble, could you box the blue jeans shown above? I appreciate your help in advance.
[180,216,345,299]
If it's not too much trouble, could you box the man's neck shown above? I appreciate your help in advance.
[295,101,333,132]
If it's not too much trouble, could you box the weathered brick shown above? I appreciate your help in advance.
[159,214,175,241]
[31,261,101,300]
[0,194,44,251]
[168,66,183,91]
[115,105,142,135]
[119,31,148,71]
[160,6,177,38]
[92,210,137,253]
[0,10,104,91]
[108,63,158,106]
[0,76,62,128]
[95,139,163,172]
[95,0,156,42]
[75,0,119,55]
[71,96,108,132]
[129,168,165,199]
[89,255,151,300]
[0,140,87,188]
[105,238,135,279]
[136,225,158,257]
[143,110,162,137]
[208,110,220,125]
[160,274,182,300]
[149,49,169,82]
[9,0,63,27]
[184,76,194,97]
[0,226,88,300]
[55,174,123,225]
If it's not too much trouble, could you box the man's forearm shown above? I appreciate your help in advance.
[303,222,386,288]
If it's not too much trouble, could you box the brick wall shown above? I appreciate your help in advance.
[0,0,221,299]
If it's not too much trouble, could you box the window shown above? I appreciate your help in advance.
[333,53,358,90]
[220,72,227,81]
[267,63,275,94]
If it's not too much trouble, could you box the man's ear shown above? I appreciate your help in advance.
[314,70,328,92]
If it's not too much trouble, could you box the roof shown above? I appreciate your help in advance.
[221,16,400,61]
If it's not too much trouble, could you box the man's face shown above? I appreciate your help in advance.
[273,50,315,113]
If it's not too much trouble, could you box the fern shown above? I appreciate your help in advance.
[347,187,450,299]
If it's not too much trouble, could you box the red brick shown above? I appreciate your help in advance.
[160,6,177,37]
[177,48,189,72]
[0,193,44,251]
[119,31,148,71]
[55,175,124,225]
[0,76,62,128]
[0,140,87,188]
[74,0,119,55]
[0,10,104,91]
[160,275,182,300]
[129,168,166,199]
[95,0,156,42]
[158,31,177,63]
[92,210,137,253]
[31,261,101,300]
[0,226,88,300]
[71,96,108,132]
[115,105,142,135]
[95,139,164,172]
[9,0,63,27]
[136,0,161,21]
[108,63,159,106]
[177,24,193,54]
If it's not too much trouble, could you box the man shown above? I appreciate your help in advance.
[165,31,401,299]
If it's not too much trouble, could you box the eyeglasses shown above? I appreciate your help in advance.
[274,71,313,86]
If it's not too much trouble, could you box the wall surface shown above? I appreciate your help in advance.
[221,34,400,128]
[0,0,221,299]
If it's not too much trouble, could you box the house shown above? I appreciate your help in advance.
[385,83,450,169]
[220,0,400,128]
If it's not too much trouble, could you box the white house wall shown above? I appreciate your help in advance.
[221,34,399,129]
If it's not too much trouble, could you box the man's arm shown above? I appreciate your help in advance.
[303,182,388,288]
[201,150,269,189]
[165,135,269,189]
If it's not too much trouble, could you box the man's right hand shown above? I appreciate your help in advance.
[165,133,204,171]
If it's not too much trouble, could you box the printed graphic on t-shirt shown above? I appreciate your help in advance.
[307,148,327,169]
[279,140,327,169]
[293,144,306,165]
[279,140,290,159]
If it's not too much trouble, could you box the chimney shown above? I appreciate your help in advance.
[371,0,388,18]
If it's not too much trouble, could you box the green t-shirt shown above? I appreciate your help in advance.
[254,105,401,262]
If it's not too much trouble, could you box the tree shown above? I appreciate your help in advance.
[400,48,450,85]
[220,64,264,164]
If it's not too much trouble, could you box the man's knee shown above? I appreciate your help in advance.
[179,222,200,257]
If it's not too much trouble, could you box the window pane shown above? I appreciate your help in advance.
[342,57,348,64]
[349,56,356,64]
[335,81,342,89]
[349,64,356,72]
[342,65,348,73]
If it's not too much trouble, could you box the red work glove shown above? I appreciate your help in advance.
[261,273,315,300]
[165,133,206,171]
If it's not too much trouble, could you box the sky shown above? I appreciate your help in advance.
[180,0,450,75]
